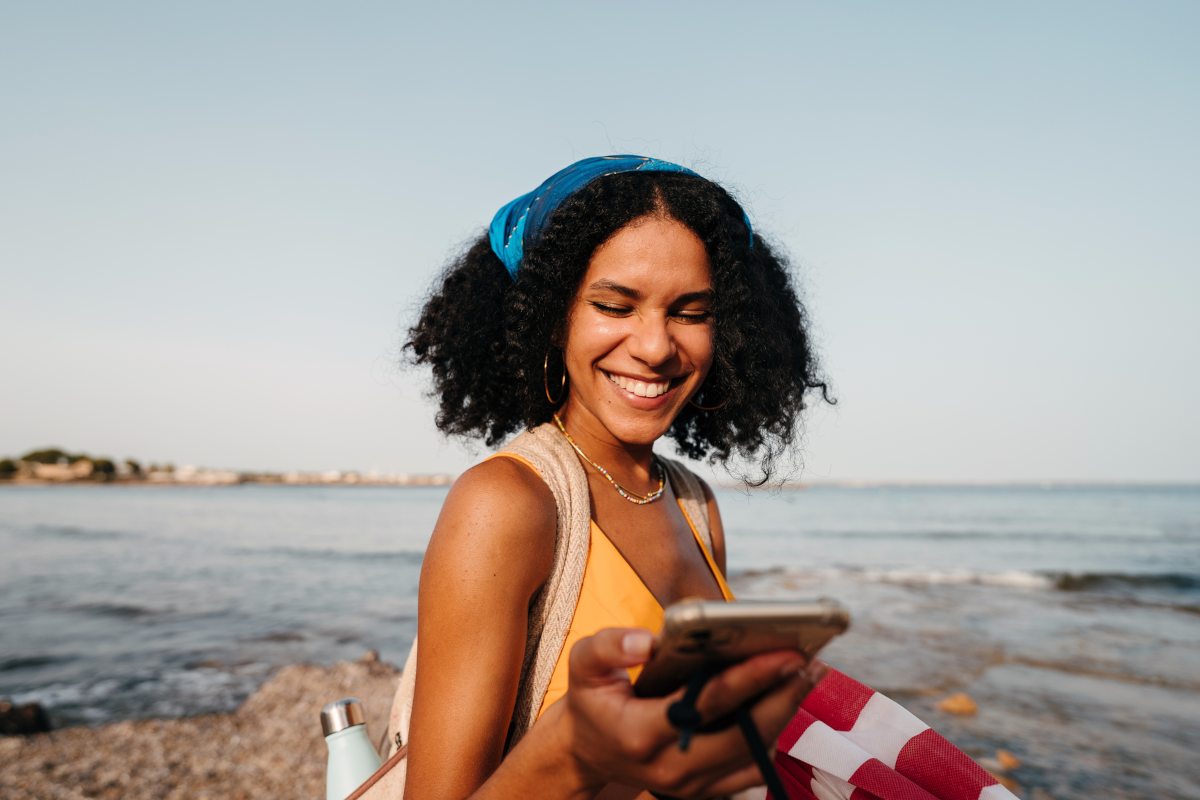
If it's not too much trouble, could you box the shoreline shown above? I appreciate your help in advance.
[4,484,1197,798]
[0,652,400,799]
[2,650,1043,799]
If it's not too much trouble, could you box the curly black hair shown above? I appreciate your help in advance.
[405,171,831,484]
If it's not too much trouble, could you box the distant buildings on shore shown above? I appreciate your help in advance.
[0,448,452,487]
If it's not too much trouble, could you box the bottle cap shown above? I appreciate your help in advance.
[321,697,367,737]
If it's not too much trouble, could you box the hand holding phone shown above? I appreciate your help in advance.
[633,598,849,698]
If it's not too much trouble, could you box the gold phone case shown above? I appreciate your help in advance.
[633,598,850,697]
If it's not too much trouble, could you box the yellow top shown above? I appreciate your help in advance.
[485,450,734,718]
[535,507,735,717]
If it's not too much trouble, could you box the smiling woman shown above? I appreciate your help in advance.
[408,159,830,481]
[395,156,832,799]
[562,216,716,448]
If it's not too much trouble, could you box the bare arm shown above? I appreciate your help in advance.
[403,458,556,800]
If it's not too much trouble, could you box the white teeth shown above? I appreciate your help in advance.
[606,372,670,398]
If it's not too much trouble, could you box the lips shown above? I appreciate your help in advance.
[603,370,684,399]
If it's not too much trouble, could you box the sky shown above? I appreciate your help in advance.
[2,1,1197,482]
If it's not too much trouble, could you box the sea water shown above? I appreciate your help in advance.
[1,483,1197,798]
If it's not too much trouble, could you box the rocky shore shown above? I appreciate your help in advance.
[0,652,400,799]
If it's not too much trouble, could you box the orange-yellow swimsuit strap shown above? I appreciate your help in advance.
[484,452,734,716]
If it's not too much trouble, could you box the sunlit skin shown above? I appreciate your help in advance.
[556,213,715,491]
[406,213,736,800]
[556,214,727,614]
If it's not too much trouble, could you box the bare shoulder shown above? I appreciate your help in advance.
[423,456,557,597]
[407,456,557,798]
[442,456,556,542]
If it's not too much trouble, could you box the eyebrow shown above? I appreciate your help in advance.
[587,279,714,304]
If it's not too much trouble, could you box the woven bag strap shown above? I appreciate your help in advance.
[660,457,713,554]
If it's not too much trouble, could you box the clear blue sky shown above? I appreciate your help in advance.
[3,1,1197,481]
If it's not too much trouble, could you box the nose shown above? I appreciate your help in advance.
[627,313,677,367]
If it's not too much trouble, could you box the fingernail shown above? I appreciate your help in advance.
[622,630,652,659]
[779,656,806,678]
[804,660,829,683]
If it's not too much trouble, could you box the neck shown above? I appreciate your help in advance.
[553,410,658,486]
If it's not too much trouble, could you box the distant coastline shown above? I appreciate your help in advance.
[3,448,1193,490]
[0,448,452,487]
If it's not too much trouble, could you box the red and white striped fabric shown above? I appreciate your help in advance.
[769,668,1017,800]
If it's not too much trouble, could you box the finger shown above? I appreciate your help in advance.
[663,670,813,785]
[699,760,772,797]
[624,669,803,796]
[616,651,806,752]
[740,670,815,751]
[568,627,654,688]
[805,658,830,685]
[693,649,807,723]
[616,651,809,774]
[652,762,769,800]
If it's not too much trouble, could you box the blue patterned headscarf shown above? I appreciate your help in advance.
[488,155,752,280]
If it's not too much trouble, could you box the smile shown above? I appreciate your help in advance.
[603,371,684,399]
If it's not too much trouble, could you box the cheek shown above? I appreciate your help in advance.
[563,318,627,364]
[681,327,716,370]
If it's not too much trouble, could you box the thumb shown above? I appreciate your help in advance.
[568,628,654,688]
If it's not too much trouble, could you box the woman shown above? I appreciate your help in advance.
[399,156,829,799]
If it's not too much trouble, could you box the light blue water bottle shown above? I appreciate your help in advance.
[321,697,383,800]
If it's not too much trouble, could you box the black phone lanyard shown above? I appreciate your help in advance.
[654,668,790,800]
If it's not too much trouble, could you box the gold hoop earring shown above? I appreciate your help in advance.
[688,386,728,412]
[543,351,567,406]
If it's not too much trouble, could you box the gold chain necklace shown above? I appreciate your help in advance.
[552,414,666,505]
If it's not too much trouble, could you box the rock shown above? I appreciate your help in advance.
[0,698,52,735]
[977,756,1002,773]
[994,774,1021,793]
[996,749,1021,770]
[982,767,1022,794]
[0,658,401,799]
[935,692,978,716]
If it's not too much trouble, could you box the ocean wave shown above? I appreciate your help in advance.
[0,654,78,672]
[1008,656,1200,692]
[227,545,424,564]
[1067,594,1200,617]
[783,527,1180,543]
[32,523,132,540]
[8,664,266,724]
[735,566,1200,595]
[1052,571,1200,592]
[240,630,306,643]
[67,601,164,619]
[758,566,1060,590]
[859,567,1055,589]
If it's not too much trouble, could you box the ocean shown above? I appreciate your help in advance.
[1,483,1197,798]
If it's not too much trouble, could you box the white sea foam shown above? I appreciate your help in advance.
[736,566,1057,591]
[9,664,270,724]
[854,567,1056,589]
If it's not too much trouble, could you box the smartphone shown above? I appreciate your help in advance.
[632,598,850,698]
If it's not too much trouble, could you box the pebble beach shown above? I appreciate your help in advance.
[0,652,399,799]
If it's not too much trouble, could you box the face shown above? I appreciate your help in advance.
[559,214,715,448]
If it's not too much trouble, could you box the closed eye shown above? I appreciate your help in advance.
[590,302,633,316]
[588,301,712,322]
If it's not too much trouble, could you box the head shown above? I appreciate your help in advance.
[556,212,715,451]
[406,159,831,483]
